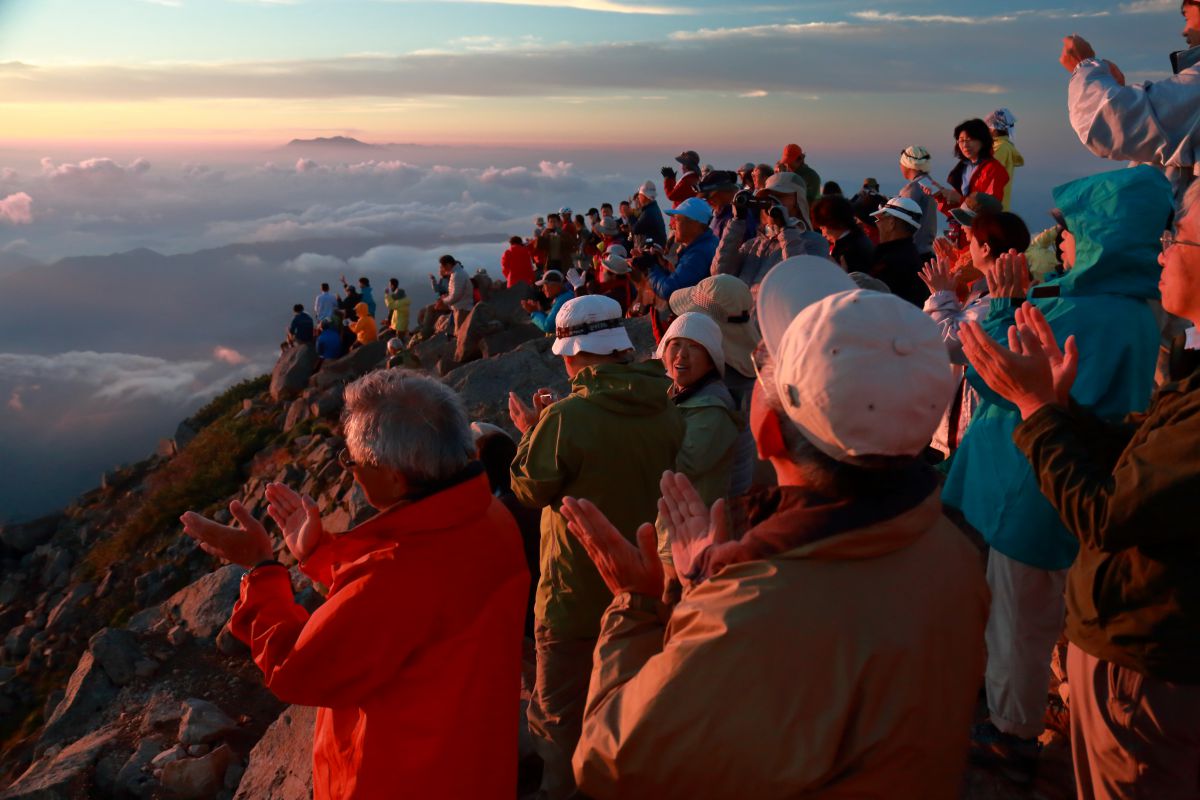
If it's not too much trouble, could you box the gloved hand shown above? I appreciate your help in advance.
[732,190,751,221]
[660,166,677,180]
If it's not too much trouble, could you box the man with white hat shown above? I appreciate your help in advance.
[869,196,929,306]
[559,258,988,799]
[508,294,684,800]
[631,180,667,248]
[711,172,828,291]
[897,145,939,260]
[638,197,719,302]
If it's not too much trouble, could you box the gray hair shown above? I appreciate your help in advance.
[341,369,474,489]
[1182,179,1200,221]
[754,346,912,493]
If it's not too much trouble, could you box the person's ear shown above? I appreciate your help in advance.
[754,407,787,460]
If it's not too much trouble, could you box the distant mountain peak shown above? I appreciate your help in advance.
[286,136,379,149]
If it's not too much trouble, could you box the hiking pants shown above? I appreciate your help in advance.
[527,624,597,800]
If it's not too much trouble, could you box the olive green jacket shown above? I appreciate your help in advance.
[511,360,684,638]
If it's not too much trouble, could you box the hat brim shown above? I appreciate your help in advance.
[669,287,760,378]
[663,209,711,225]
[948,208,976,227]
[872,207,921,228]
[756,255,856,360]
[552,326,634,357]
[601,259,631,275]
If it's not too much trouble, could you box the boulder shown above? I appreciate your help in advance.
[311,340,386,390]
[161,565,246,641]
[282,398,310,434]
[88,628,140,687]
[0,513,63,555]
[308,385,344,420]
[160,744,233,800]
[453,301,504,365]
[269,344,317,402]
[173,420,198,451]
[45,582,96,633]
[411,333,454,371]
[178,698,239,746]
[4,624,35,659]
[140,692,184,735]
[113,736,165,799]
[443,340,570,431]
[624,315,657,362]
[479,324,543,359]
[486,285,535,326]
[0,724,122,800]
[39,652,118,750]
[232,706,316,800]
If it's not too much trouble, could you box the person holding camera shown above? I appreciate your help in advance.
[631,181,667,249]
[661,149,701,208]
[698,169,755,245]
[711,172,828,292]
[632,197,719,304]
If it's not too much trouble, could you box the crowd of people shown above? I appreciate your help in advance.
[188,15,1200,800]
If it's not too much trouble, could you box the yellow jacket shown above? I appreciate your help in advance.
[574,492,988,800]
[350,302,377,344]
[992,135,1024,210]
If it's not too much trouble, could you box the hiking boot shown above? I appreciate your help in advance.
[969,720,1040,785]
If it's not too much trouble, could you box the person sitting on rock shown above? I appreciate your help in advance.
[507,294,684,800]
[558,259,987,799]
[286,304,314,349]
[521,270,574,335]
[180,370,529,800]
[315,318,343,362]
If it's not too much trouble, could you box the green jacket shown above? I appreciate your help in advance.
[1013,367,1200,683]
[385,292,411,332]
[796,163,821,206]
[511,360,684,638]
[657,379,742,562]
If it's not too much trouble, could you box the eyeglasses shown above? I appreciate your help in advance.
[338,448,358,470]
[1161,231,1200,251]
[751,341,772,393]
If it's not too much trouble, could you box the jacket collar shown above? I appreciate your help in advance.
[301,464,491,579]
[1172,44,1200,73]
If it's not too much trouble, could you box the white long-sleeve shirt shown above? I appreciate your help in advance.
[314,291,337,321]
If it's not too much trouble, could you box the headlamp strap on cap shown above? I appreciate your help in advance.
[556,318,623,339]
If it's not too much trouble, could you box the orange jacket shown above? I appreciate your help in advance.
[350,302,377,345]
[230,469,530,799]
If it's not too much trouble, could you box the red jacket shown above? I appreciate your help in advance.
[230,470,529,800]
[937,158,1010,218]
[663,171,699,208]
[502,243,536,287]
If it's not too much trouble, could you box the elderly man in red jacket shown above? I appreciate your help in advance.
[181,369,529,800]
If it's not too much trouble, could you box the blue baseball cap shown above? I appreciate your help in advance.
[663,196,713,225]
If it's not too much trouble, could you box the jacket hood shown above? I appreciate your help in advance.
[355,301,371,318]
[1047,166,1172,299]
[571,360,674,417]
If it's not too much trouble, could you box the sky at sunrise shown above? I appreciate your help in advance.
[0,0,1191,520]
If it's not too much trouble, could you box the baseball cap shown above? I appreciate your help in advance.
[863,177,880,191]
[871,196,924,229]
[949,192,1003,226]
[637,180,657,201]
[697,169,739,195]
[664,196,713,225]
[535,269,565,287]
[669,274,760,378]
[656,312,726,377]
[552,295,633,357]
[781,143,805,162]
[769,290,956,463]
[756,255,856,364]
[674,150,700,167]
[739,161,756,174]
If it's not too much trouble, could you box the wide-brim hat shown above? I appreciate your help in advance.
[669,274,760,378]
[551,295,633,357]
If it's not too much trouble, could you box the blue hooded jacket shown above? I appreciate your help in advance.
[942,166,1172,570]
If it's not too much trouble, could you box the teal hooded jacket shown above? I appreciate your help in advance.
[942,166,1172,570]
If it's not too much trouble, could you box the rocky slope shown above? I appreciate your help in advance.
[0,278,1073,799]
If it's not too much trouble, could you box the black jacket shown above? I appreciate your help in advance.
[870,238,927,307]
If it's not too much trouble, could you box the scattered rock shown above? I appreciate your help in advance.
[223,761,245,792]
[0,724,122,800]
[4,624,35,659]
[443,339,570,432]
[38,651,118,750]
[161,565,246,641]
[0,513,63,555]
[150,744,186,769]
[113,736,165,799]
[215,623,250,658]
[160,744,234,800]
[186,744,211,757]
[308,385,344,420]
[270,344,318,402]
[479,324,543,359]
[40,548,73,590]
[45,582,96,633]
[88,628,140,686]
[167,625,192,647]
[282,398,310,433]
[453,301,503,364]
[232,706,316,800]
[178,698,239,746]
[411,333,454,371]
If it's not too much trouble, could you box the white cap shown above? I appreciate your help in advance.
[655,312,726,377]
[770,290,956,463]
[870,196,923,229]
[551,295,633,357]
[663,196,713,225]
[535,269,565,287]
[600,246,631,275]
[756,255,856,362]
[760,171,806,196]
[637,180,657,200]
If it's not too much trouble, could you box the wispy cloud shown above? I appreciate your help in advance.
[852,8,1110,24]
[390,0,694,14]
[1120,0,1177,11]
[668,21,851,41]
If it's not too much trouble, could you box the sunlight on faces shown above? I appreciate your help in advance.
[1159,202,1200,324]
[957,134,982,161]
[1185,4,1200,47]
[663,337,714,391]
[345,446,410,510]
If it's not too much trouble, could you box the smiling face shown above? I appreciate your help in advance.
[957,133,982,161]
[1160,201,1200,323]
[663,336,715,390]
